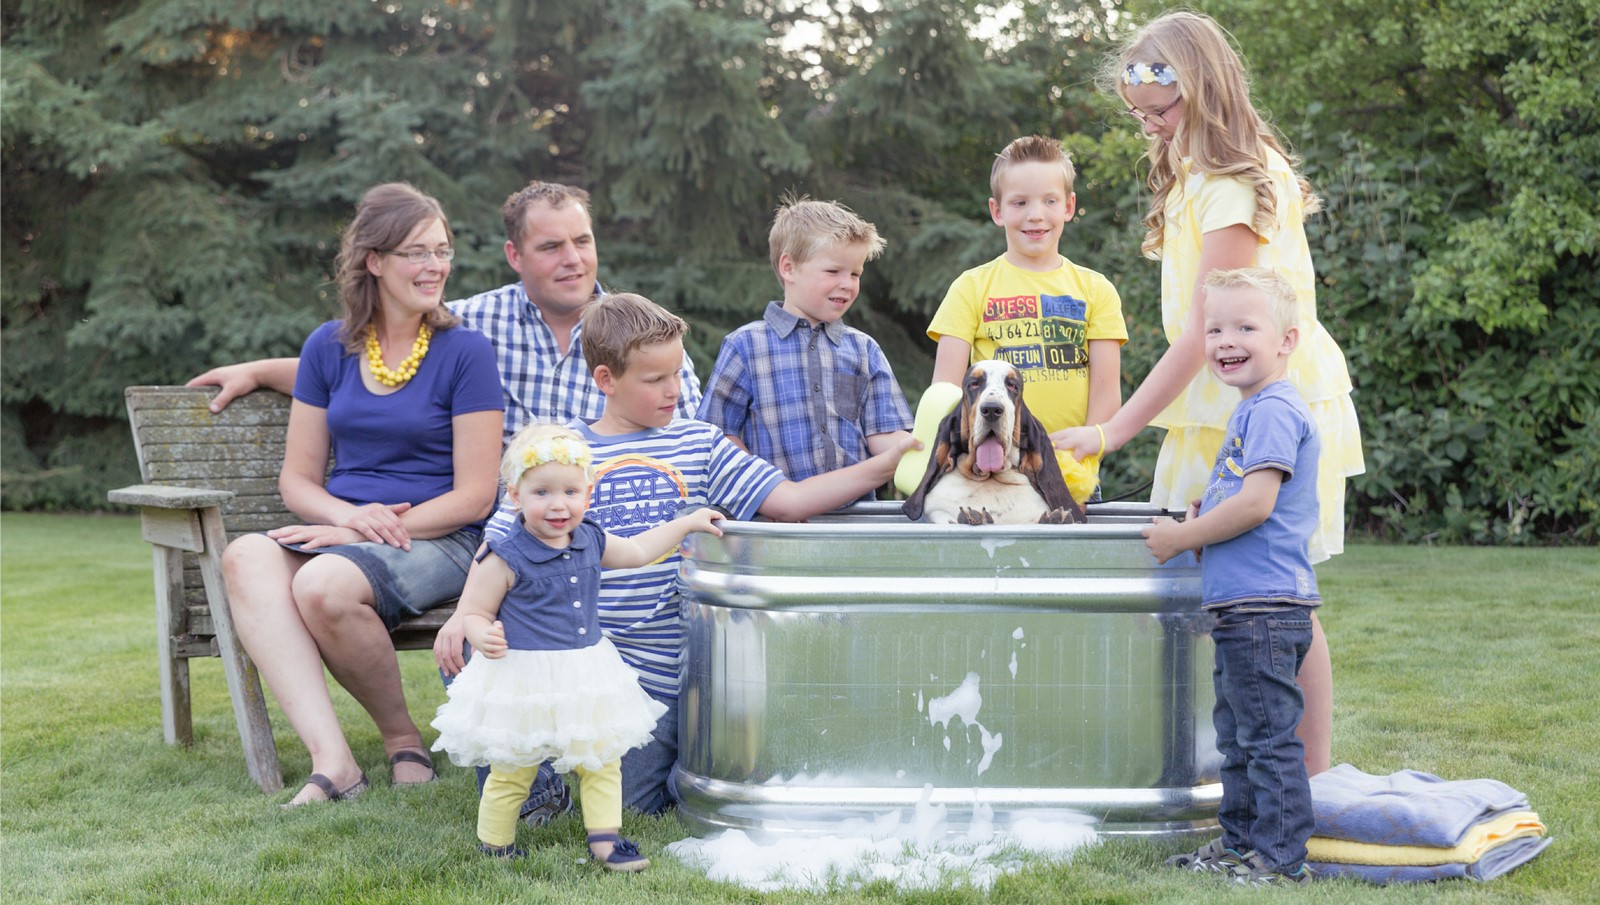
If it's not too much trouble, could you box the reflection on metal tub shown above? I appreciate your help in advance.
[673,502,1221,838]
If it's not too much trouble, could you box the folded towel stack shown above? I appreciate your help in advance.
[1306,764,1551,884]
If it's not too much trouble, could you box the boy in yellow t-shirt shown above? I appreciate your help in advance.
[925,135,1127,499]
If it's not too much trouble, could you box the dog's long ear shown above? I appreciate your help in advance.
[902,405,966,521]
[1017,401,1087,522]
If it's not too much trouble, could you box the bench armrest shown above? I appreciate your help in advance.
[108,483,236,509]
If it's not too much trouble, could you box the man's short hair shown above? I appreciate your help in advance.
[990,135,1077,200]
[501,181,591,248]
[1205,266,1300,334]
[579,292,688,376]
[768,195,886,280]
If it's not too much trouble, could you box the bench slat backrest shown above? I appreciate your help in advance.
[126,386,297,635]
[122,386,451,650]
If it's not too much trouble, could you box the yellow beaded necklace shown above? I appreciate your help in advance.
[365,324,432,388]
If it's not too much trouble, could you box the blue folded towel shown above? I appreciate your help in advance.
[1311,836,1552,884]
[1311,764,1528,847]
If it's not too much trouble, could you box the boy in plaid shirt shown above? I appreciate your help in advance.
[696,197,912,498]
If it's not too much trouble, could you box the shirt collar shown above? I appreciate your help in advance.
[518,281,606,324]
[764,301,846,342]
[508,516,597,563]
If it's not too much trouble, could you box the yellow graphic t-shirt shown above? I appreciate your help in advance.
[928,254,1127,436]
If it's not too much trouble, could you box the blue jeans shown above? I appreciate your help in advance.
[620,690,679,816]
[1211,606,1314,872]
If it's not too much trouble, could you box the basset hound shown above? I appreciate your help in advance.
[902,360,1086,525]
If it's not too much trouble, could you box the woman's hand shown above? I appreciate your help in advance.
[1052,425,1103,461]
[267,524,365,550]
[338,502,414,549]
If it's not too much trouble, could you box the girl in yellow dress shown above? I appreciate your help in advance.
[1054,11,1364,779]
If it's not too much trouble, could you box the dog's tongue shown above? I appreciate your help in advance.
[975,436,1005,474]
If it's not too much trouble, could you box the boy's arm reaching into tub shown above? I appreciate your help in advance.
[758,433,922,522]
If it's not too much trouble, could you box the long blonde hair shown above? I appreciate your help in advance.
[1103,11,1320,257]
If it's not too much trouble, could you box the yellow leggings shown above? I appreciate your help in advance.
[477,760,621,848]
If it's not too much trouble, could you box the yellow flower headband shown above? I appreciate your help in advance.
[521,436,592,472]
[502,426,595,486]
[1123,62,1178,87]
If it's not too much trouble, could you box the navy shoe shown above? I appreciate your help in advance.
[478,842,527,860]
[519,763,574,827]
[587,833,650,873]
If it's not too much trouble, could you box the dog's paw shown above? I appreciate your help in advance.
[1039,507,1084,525]
[956,507,995,525]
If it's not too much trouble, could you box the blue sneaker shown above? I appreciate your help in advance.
[519,763,573,827]
[1226,850,1316,886]
[1167,837,1245,874]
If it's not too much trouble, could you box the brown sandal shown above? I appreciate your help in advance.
[388,749,436,785]
[282,771,368,808]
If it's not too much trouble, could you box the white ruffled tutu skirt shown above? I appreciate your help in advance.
[430,637,667,774]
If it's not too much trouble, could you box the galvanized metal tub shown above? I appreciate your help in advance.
[674,502,1222,839]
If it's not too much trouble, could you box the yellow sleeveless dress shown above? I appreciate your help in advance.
[1149,151,1365,562]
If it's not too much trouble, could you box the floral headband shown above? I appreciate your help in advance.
[1123,62,1178,87]
[506,434,594,487]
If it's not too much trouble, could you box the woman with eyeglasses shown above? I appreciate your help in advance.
[1053,12,1364,781]
[221,183,503,806]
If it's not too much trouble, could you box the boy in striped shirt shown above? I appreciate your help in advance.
[483,292,916,814]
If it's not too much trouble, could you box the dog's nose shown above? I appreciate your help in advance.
[980,400,1005,420]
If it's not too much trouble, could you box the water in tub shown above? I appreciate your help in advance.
[668,634,1099,892]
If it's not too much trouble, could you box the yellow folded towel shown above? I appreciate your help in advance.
[1306,810,1545,866]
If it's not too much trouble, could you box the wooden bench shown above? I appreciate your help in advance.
[108,386,456,793]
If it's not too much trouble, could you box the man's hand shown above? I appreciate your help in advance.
[187,364,262,413]
[433,610,471,676]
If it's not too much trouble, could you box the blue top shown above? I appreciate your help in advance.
[1197,381,1322,611]
[485,518,607,652]
[696,302,912,495]
[293,321,503,523]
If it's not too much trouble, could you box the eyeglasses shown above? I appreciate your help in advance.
[381,247,455,265]
[1125,97,1181,126]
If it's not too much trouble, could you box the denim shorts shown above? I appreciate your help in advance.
[280,526,481,630]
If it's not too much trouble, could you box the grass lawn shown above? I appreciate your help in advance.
[2,512,1596,903]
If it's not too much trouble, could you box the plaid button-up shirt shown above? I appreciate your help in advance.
[696,302,911,493]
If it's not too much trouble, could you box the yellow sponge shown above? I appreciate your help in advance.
[893,382,962,496]
[1056,449,1100,506]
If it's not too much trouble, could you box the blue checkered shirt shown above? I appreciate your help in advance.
[696,302,912,492]
[448,282,702,444]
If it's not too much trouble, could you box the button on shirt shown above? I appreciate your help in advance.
[483,518,608,651]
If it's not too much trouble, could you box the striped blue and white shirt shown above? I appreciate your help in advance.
[448,281,702,444]
[486,418,785,697]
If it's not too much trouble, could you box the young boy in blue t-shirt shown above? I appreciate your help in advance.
[1143,267,1321,887]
